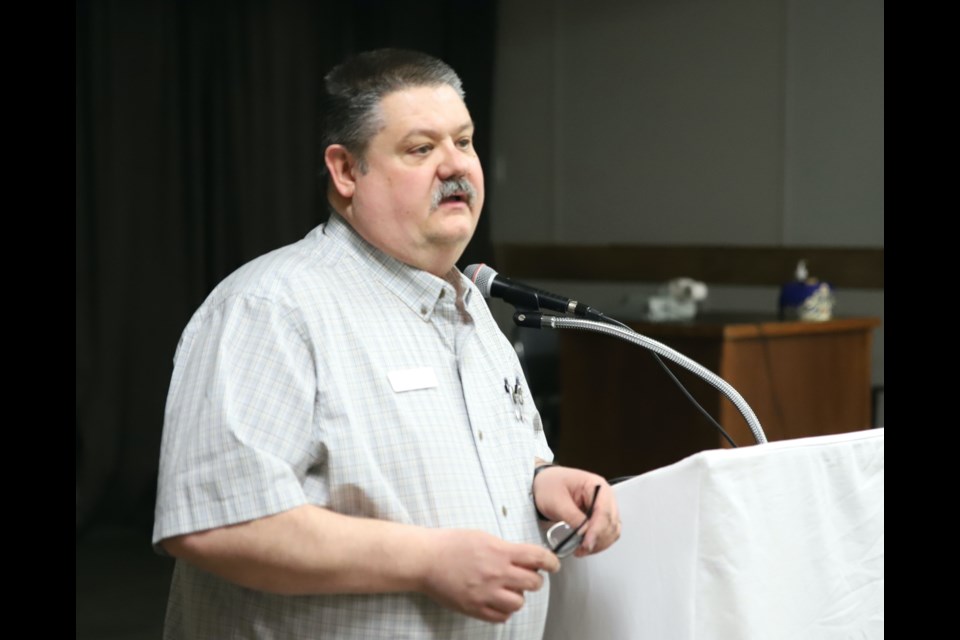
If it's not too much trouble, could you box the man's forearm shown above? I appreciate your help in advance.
[162,504,433,595]
[162,503,560,623]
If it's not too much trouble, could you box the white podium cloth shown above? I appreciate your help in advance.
[544,429,884,639]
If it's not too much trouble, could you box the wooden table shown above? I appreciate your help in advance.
[555,314,881,479]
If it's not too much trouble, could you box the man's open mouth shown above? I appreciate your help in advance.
[432,178,476,210]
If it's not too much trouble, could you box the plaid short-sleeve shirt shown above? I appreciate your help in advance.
[153,214,554,639]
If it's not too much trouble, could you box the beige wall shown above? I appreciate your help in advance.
[488,0,884,400]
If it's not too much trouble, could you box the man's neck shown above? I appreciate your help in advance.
[327,203,464,279]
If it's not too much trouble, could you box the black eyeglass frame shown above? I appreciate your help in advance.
[545,484,602,558]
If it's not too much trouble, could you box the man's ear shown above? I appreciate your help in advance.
[325,145,359,199]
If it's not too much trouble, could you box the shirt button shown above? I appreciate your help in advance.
[439,289,446,299]
[502,506,508,517]
[478,431,484,441]
[420,305,428,315]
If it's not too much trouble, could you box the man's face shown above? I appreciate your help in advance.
[343,84,484,276]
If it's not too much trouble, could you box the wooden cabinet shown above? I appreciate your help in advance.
[555,314,881,479]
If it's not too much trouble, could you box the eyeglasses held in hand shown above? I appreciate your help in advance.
[545,484,602,558]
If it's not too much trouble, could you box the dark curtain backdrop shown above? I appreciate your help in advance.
[76,0,498,534]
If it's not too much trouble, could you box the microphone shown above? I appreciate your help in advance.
[464,263,606,322]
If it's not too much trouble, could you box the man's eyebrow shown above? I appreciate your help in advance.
[399,122,475,144]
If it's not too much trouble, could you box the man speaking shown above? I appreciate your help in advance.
[153,48,620,639]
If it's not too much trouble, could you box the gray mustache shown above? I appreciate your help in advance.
[431,177,477,210]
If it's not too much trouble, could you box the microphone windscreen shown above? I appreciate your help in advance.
[464,263,497,298]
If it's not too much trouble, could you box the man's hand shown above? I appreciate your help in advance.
[420,528,560,623]
[532,465,621,557]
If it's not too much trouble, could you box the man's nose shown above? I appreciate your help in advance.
[437,141,471,179]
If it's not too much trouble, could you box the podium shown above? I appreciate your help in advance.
[544,429,884,639]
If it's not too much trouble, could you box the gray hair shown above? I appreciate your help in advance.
[319,49,465,176]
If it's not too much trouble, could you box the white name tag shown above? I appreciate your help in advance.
[387,367,439,393]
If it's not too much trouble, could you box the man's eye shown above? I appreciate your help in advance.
[411,145,432,155]
[457,138,472,149]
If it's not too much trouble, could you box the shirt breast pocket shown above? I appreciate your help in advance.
[485,371,541,462]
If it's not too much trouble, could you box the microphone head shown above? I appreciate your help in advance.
[464,263,498,298]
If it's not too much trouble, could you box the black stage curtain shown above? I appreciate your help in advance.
[76,0,498,534]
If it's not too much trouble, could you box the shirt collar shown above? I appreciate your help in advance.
[322,213,474,321]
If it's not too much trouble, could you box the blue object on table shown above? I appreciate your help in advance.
[779,260,834,321]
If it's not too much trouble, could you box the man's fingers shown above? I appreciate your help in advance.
[510,543,560,573]
[478,605,512,624]
[580,509,622,555]
[422,530,561,623]
[502,565,545,594]
[487,588,525,617]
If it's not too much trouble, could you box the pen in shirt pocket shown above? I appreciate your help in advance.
[504,375,523,422]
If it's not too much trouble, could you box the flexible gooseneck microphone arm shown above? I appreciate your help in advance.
[514,311,768,445]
